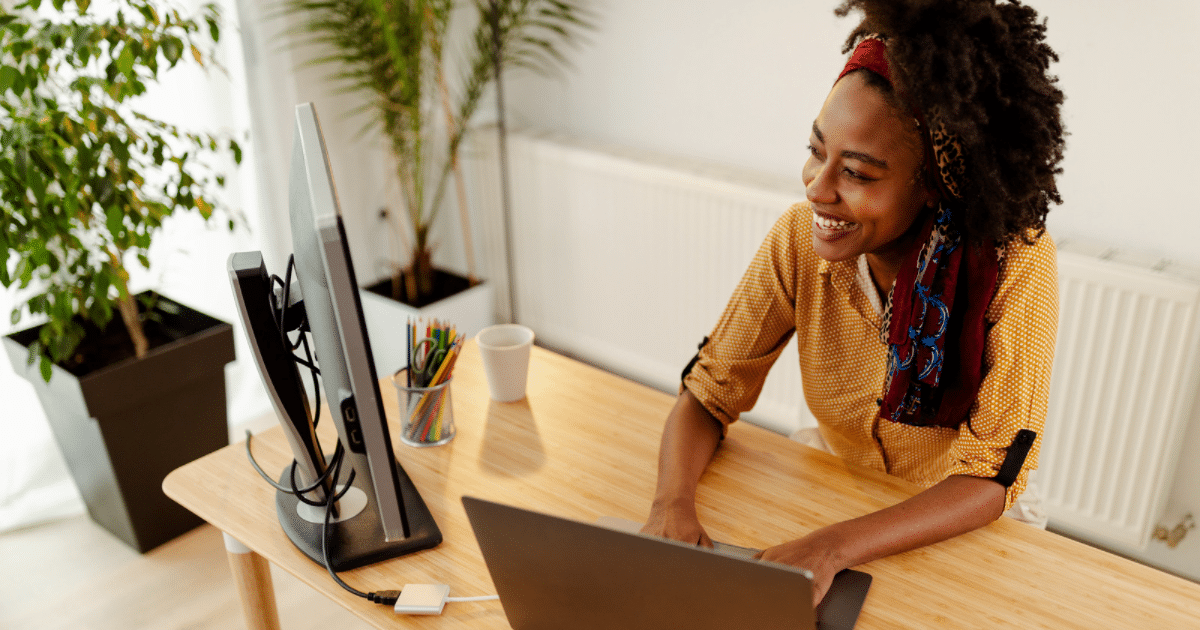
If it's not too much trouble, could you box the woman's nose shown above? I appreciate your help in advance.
[805,163,837,205]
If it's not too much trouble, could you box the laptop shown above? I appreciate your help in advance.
[462,496,871,630]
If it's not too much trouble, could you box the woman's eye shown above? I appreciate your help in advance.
[806,144,822,159]
[844,168,875,183]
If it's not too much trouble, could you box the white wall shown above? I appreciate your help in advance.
[505,0,1200,265]
[500,0,1200,578]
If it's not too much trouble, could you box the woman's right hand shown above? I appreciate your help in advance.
[640,498,714,548]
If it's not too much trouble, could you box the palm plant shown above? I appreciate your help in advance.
[281,0,592,305]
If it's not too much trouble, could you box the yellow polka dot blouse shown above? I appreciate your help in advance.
[684,202,1058,511]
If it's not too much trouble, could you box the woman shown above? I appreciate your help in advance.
[641,0,1065,606]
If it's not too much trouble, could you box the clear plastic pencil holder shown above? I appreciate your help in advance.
[392,369,456,447]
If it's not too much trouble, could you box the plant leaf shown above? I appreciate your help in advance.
[162,37,183,65]
[117,44,135,77]
[0,66,19,94]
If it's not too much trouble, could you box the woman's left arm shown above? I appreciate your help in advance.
[762,233,1060,605]
[756,474,1004,605]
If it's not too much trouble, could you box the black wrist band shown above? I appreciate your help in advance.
[994,429,1037,488]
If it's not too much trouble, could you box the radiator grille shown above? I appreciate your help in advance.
[1041,251,1200,548]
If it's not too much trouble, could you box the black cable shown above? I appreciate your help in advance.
[270,258,310,354]
[245,432,399,605]
[243,430,343,502]
[288,454,336,508]
[279,254,295,352]
[321,451,370,599]
[269,274,285,325]
[265,261,322,426]
[298,325,322,428]
[240,329,330,507]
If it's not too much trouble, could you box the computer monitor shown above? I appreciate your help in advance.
[229,102,440,570]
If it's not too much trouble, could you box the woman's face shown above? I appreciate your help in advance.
[803,71,935,266]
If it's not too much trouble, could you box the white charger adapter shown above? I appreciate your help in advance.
[393,584,451,615]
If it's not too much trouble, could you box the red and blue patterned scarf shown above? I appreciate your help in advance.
[840,36,1002,429]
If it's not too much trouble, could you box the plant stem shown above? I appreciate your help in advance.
[491,0,517,323]
[435,57,478,285]
[116,292,149,359]
[109,252,148,359]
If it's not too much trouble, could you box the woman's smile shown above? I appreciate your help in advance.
[812,209,860,240]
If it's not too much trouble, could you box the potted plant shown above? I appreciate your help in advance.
[279,0,592,373]
[1,0,243,552]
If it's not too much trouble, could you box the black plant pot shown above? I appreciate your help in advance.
[3,293,234,553]
[362,267,474,308]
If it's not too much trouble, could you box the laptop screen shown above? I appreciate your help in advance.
[463,496,820,630]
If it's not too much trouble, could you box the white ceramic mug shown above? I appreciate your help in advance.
[475,324,535,402]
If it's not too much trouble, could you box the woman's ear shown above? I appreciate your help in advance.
[921,158,940,207]
[920,165,941,208]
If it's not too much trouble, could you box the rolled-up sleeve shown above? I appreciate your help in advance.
[683,205,805,432]
[946,234,1059,511]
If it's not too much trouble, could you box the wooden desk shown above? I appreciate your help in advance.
[165,341,1200,629]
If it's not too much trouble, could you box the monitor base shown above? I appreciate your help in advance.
[275,460,442,571]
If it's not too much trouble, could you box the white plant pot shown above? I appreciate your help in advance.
[359,279,496,379]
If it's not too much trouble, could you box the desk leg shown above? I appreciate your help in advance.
[223,533,282,630]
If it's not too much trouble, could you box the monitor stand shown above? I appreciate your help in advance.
[275,459,441,571]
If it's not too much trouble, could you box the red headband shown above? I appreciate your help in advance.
[836,35,965,201]
[837,36,891,84]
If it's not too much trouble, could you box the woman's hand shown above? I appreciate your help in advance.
[754,532,845,607]
[640,498,714,548]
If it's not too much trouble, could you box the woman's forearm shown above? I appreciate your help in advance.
[641,390,724,544]
[650,389,724,509]
[758,473,1007,604]
[817,474,1006,570]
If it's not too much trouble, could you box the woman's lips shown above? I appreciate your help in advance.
[812,210,859,242]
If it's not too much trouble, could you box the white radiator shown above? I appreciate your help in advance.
[467,130,812,434]
[1041,246,1200,549]
[463,130,1200,548]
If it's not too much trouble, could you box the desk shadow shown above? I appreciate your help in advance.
[479,398,546,477]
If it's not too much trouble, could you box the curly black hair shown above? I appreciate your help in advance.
[834,0,1066,246]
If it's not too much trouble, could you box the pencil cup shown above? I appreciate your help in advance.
[476,324,535,402]
[392,369,456,447]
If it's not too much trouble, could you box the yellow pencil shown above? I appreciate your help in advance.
[411,345,459,419]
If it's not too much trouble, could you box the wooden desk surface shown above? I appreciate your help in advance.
[165,341,1200,628]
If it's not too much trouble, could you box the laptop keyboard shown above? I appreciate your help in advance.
[596,516,761,560]
[712,541,761,559]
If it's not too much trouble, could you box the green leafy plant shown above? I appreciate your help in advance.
[281,0,591,305]
[0,0,242,381]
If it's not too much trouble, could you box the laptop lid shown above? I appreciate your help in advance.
[592,515,873,630]
[462,495,818,630]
